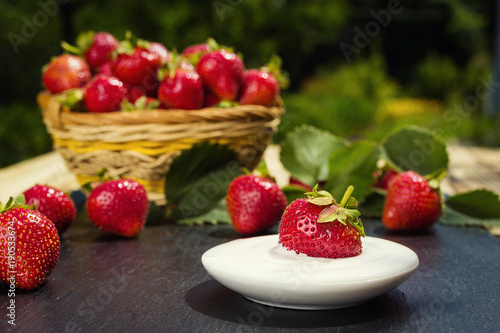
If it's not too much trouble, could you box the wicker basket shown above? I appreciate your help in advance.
[37,91,284,203]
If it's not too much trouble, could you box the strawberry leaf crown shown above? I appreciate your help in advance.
[158,50,190,80]
[81,168,121,192]
[121,96,160,112]
[305,185,365,237]
[60,30,96,55]
[0,194,36,214]
[114,30,151,56]
[261,54,289,90]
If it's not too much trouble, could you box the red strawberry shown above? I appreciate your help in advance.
[372,169,399,191]
[86,179,149,237]
[149,42,170,64]
[23,185,76,234]
[182,43,210,58]
[122,81,159,104]
[42,54,91,93]
[203,91,221,107]
[197,49,244,101]
[83,31,119,70]
[382,171,442,230]
[278,185,365,259]
[226,174,287,236]
[84,74,127,112]
[123,83,148,103]
[158,68,204,110]
[239,69,279,106]
[97,60,114,76]
[112,47,162,91]
[0,195,60,290]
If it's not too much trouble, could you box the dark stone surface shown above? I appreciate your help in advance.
[1,217,499,333]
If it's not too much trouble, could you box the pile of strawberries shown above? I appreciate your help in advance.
[42,31,286,112]
[226,167,443,260]
[0,177,149,290]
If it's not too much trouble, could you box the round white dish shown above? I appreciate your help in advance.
[201,234,419,310]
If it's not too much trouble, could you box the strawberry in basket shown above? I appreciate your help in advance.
[84,74,127,113]
[158,56,204,110]
[112,33,163,95]
[61,30,119,72]
[42,54,91,94]
[239,55,289,107]
[197,48,245,102]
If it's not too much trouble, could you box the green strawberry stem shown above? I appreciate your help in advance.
[206,37,220,51]
[338,185,354,208]
[60,31,96,55]
[60,41,83,55]
[312,185,365,237]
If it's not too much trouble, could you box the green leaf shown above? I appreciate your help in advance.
[282,185,309,203]
[279,125,347,186]
[165,143,243,222]
[324,140,381,204]
[445,189,500,219]
[177,198,232,226]
[439,205,500,228]
[381,126,448,177]
[358,192,385,218]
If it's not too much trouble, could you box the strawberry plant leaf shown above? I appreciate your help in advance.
[358,192,385,218]
[439,205,500,228]
[282,185,310,203]
[324,140,381,204]
[165,142,243,222]
[280,125,347,187]
[445,189,500,219]
[381,126,448,177]
[177,198,231,226]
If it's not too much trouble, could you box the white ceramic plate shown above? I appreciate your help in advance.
[201,235,419,310]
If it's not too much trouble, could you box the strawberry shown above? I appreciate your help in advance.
[182,43,211,58]
[23,185,76,234]
[239,55,287,106]
[83,31,119,71]
[372,169,399,192]
[42,54,91,93]
[196,49,244,101]
[123,83,148,103]
[158,67,204,110]
[86,179,149,237]
[0,195,60,290]
[149,42,170,64]
[226,174,287,236]
[239,69,279,106]
[112,46,162,92]
[278,185,365,259]
[97,60,114,76]
[203,91,221,107]
[382,171,442,230]
[84,74,127,112]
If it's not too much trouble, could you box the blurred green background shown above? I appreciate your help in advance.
[0,0,497,168]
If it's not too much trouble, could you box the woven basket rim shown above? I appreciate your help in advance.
[38,91,285,130]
